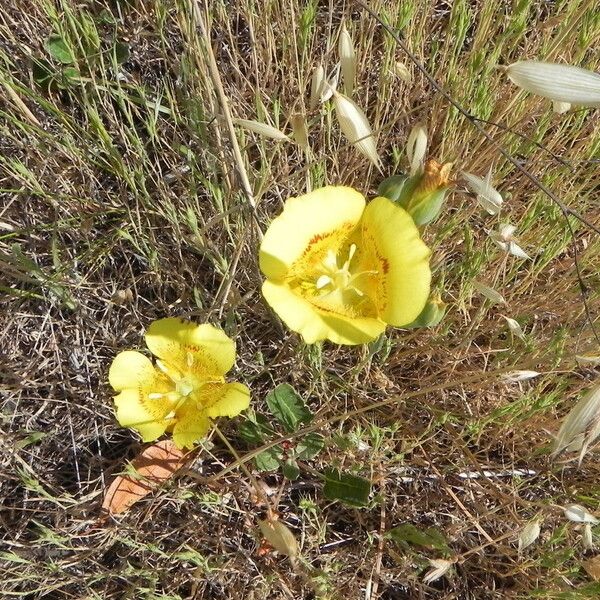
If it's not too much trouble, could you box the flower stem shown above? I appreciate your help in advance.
[213,425,276,515]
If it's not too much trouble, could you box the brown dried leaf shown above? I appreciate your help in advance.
[102,440,186,516]
[583,555,600,581]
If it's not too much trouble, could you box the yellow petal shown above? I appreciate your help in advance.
[200,382,251,419]
[358,197,431,326]
[172,402,211,449]
[145,318,236,377]
[262,279,385,344]
[259,186,365,281]
[113,389,171,442]
[109,350,158,391]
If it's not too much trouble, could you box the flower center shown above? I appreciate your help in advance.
[313,244,377,299]
[148,354,219,418]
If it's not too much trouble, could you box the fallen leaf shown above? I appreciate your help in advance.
[258,518,299,558]
[583,555,600,581]
[102,440,187,516]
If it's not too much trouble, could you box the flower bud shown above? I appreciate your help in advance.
[377,160,452,226]
[404,294,446,328]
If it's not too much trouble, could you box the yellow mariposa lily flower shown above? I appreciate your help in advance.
[259,186,431,344]
[108,318,250,449]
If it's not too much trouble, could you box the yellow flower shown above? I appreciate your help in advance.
[259,186,431,344]
[108,318,250,449]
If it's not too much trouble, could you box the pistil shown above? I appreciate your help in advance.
[313,243,377,299]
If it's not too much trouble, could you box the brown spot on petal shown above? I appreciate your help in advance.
[380,257,389,274]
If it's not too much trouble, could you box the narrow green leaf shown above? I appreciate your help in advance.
[266,384,312,432]
[386,524,450,552]
[323,468,371,507]
[16,431,47,449]
[45,35,74,64]
[296,432,324,460]
[254,447,282,472]
[0,551,30,564]
[97,9,116,24]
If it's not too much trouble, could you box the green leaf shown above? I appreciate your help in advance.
[60,66,80,88]
[386,524,450,552]
[239,414,276,445]
[296,432,324,460]
[254,447,282,472]
[45,35,74,64]
[114,41,130,64]
[266,384,312,432]
[282,459,300,480]
[323,468,371,507]
[32,57,55,90]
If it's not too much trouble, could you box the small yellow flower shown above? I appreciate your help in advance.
[259,186,431,345]
[108,318,250,449]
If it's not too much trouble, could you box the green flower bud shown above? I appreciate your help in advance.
[405,294,446,328]
[378,161,453,226]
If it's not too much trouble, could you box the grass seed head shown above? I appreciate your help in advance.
[506,61,600,107]
[258,519,299,559]
[233,118,290,141]
[406,122,428,175]
[473,281,506,305]
[461,169,503,215]
[332,90,380,168]
[552,384,600,464]
[338,24,356,96]
[310,63,325,109]
[394,61,412,83]
[290,113,310,150]
[564,504,600,524]
[518,517,542,552]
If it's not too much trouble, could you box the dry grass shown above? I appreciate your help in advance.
[1,0,600,598]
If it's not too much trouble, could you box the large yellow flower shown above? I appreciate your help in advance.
[108,318,250,449]
[259,186,431,345]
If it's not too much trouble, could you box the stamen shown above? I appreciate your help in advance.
[316,274,332,289]
[155,359,179,385]
[343,243,357,270]
[311,243,378,302]
[349,269,378,284]
[186,352,194,368]
[148,392,166,400]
